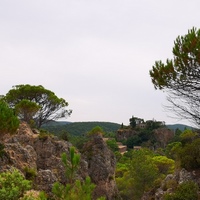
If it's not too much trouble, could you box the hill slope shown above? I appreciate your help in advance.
[166,124,194,131]
[42,121,121,136]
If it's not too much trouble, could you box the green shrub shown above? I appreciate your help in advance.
[20,190,47,200]
[164,181,199,200]
[0,168,32,200]
[178,138,200,170]
[87,126,104,137]
[0,100,19,135]
[52,176,96,200]
[152,156,175,174]
[52,146,105,200]
[163,179,178,191]
[106,139,119,152]
[38,130,53,141]
[24,167,37,180]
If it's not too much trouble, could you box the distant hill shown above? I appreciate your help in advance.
[42,121,121,136]
[43,120,71,126]
[42,121,197,136]
[166,124,194,131]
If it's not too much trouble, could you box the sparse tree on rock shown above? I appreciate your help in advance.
[3,84,72,128]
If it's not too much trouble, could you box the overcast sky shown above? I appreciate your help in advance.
[1,0,200,126]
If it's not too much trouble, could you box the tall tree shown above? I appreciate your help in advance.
[149,28,200,127]
[129,116,136,129]
[129,149,158,200]
[4,84,72,128]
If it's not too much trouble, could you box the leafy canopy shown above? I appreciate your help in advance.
[149,27,200,127]
[4,84,72,128]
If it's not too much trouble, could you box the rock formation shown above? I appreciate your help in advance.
[116,129,137,141]
[153,128,174,148]
[0,122,120,199]
[142,168,200,200]
[82,134,120,200]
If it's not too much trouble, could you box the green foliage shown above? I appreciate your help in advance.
[69,136,89,151]
[179,129,198,144]
[15,100,40,127]
[24,167,37,180]
[146,120,163,130]
[42,121,120,137]
[0,168,32,200]
[106,139,119,152]
[129,116,136,129]
[116,171,134,199]
[128,149,159,199]
[20,190,47,200]
[4,84,71,128]
[38,130,53,141]
[116,149,159,200]
[116,148,177,200]
[87,126,104,137]
[165,142,182,160]
[178,138,200,170]
[115,162,135,199]
[165,135,200,170]
[58,130,69,141]
[52,146,105,200]
[164,181,199,200]
[152,156,175,174]
[61,147,80,183]
[149,28,200,126]
[0,100,19,135]
[52,176,97,200]
[163,179,178,191]
[126,135,142,148]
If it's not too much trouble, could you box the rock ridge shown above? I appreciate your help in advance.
[0,122,120,199]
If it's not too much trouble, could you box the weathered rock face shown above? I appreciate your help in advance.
[116,129,137,141]
[0,122,120,199]
[153,128,174,148]
[116,128,174,149]
[142,168,200,200]
[82,135,121,200]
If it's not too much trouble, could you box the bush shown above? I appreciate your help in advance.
[87,126,104,137]
[0,100,19,135]
[52,147,105,200]
[38,130,53,141]
[0,168,32,200]
[20,190,47,200]
[164,181,199,200]
[178,138,200,170]
[152,156,175,174]
[24,167,37,180]
[106,139,119,152]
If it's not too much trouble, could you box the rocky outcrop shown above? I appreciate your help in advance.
[82,135,121,200]
[116,129,137,141]
[142,168,200,200]
[116,127,174,149]
[153,128,174,148]
[0,122,120,199]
